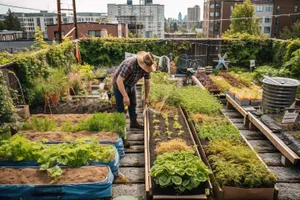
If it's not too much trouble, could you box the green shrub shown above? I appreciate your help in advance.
[285,49,300,78]
[0,71,14,124]
[253,65,292,82]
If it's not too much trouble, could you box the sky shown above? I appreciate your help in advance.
[0,0,204,19]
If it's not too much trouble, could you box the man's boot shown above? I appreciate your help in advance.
[123,139,130,148]
[130,116,144,129]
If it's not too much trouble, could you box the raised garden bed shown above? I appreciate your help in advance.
[195,72,220,94]
[0,166,113,200]
[145,107,211,199]
[182,108,278,200]
[0,135,120,177]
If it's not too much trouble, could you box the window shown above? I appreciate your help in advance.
[215,12,220,17]
[54,31,65,40]
[210,4,214,9]
[265,5,273,12]
[264,26,271,33]
[210,12,214,17]
[260,18,263,23]
[216,4,220,8]
[295,6,298,12]
[88,30,101,37]
[256,5,264,12]
[265,17,271,23]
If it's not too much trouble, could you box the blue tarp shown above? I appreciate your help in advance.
[0,147,120,177]
[0,166,114,200]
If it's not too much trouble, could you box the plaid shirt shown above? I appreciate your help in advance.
[113,56,150,88]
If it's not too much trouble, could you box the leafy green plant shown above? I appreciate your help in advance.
[150,151,211,193]
[0,71,14,125]
[0,135,116,182]
[23,117,57,132]
[173,121,182,130]
[178,130,184,136]
[196,123,240,141]
[178,86,222,115]
[84,113,126,138]
[205,140,276,188]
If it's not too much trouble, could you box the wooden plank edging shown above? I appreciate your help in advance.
[248,112,300,164]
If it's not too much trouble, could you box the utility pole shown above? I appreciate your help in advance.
[72,0,78,39]
[57,0,62,43]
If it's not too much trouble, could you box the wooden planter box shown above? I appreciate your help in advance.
[181,108,278,200]
[144,107,211,200]
[234,96,250,106]
[250,99,262,106]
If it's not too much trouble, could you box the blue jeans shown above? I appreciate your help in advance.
[113,85,137,118]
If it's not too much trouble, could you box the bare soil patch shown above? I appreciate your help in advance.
[0,166,109,184]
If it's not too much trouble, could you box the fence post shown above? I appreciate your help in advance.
[206,40,210,66]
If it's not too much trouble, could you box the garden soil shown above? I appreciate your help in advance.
[18,131,118,143]
[149,108,195,165]
[0,166,109,184]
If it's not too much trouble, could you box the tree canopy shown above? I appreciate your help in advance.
[3,9,22,31]
[280,21,300,40]
[224,0,261,36]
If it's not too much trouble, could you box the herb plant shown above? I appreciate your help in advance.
[23,117,57,132]
[205,140,276,188]
[155,139,194,154]
[150,151,211,193]
[196,123,241,141]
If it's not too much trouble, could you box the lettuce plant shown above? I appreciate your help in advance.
[150,151,211,193]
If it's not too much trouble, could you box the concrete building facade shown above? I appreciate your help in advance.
[108,2,164,38]
[187,5,201,31]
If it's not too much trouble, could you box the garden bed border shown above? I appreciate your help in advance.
[144,106,211,200]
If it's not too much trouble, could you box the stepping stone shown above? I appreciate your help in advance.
[224,112,243,118]
[128,141,144,146]
[120,153,145,167]
[112,184,145,199]
[248,140,279,153]
[269,166,300,182]
[126,134,144,141]
[229,118,244,123]
[233,123,247,130]
[125,145,144,153]
[259,153,282,166]
[114,167,145,183]
[126,130,144,135]
[276,183,300,200]
[240,130,266,140]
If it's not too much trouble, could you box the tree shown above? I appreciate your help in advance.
[0,21,5,30]
[224,0,261,36]
[33,27,48,49]
[173,22,178,32]
[280,21,300,40]
[153,33,158,38]
[191,24,196,33]
[4,9,22,31]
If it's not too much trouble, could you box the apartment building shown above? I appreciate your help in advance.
[108,1,165,38]
[187,5,201,31]
[12,11,107,39]
[203,0,300,38]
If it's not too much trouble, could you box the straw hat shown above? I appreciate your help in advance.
[137,51,157,73]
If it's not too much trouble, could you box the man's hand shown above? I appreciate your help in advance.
[124,96,130,106]
[145,98,149,106]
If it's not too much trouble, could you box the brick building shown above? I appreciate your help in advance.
[47,22,127,40]
[203,0,300,38]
